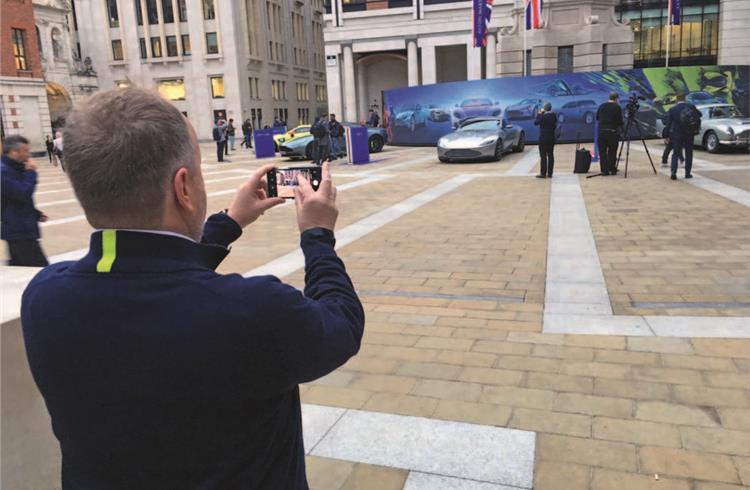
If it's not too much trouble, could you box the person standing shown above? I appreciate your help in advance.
[367,109,380,128]
[1,135,49,266]
[534,102,558,178]
[595,92,624,176]
[664,92,701,180]
[227,118,236,151]
[212,119,225,162]
[242,119,253,148]
[21,87,363,488]
[328,114,343,161]
[52,131,65,169]
[45,135,54,165]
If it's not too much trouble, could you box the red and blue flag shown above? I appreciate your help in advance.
[668,0,681,25]
[472,0,494,47]
[525,0,543,30]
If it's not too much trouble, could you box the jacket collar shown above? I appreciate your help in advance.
[69,230,230,274]
[1,154,24,171]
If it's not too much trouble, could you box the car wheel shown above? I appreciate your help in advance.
[704,131,720,153]
[494,140,504,161]
[584,112,594,124]
[409,116,416,132]
[305,142,315,160]
[558,114,565,124]
[369,135,384,153]
[438,156,450,163]
[513,132,525,153]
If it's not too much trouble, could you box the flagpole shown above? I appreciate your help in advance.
[665,0,671,67]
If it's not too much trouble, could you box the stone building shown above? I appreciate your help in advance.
[70,0,328,140]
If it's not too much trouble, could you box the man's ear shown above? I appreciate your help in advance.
[173,167,195,212]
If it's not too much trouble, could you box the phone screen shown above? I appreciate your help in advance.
[267,166,322,199]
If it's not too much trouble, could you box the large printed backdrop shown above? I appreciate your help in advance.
[382,65,750,145]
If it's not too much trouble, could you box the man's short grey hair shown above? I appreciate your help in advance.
[2,135,29,154]
[609,92,620,101]
[64,87,194,228]
[543,102,552,111]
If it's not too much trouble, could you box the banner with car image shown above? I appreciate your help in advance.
[382,65,749,145]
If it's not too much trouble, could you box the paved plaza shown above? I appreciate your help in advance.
[3,141,750,489]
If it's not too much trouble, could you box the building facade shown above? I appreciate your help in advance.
[1,0,50,152]
[323,0,747,124]
[71,0,328,140]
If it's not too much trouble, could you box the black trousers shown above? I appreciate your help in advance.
[216,141,224,162]
[538,141,555,176]
[6,240,49,267]
[315,144,329,166]
[671,138,694,176]
[598,130,620,174]
[224,139,229,155]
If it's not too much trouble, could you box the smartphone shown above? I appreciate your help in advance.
[267,166,322,199]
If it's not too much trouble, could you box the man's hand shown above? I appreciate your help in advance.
[38,212,48,223]
[25,159,37,172]
[294,162,338,233]
[227,163,285,228]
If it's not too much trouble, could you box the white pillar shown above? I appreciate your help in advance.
[407,39,419,86]
[421,44,436,85]
[343,44,357,123]
[326,59,343,120]
[466,42,482,80]
[486,33,497,79]
[357,63,368,123]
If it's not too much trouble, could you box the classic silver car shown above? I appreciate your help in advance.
[437,117,525,163]
[694,104,750,153]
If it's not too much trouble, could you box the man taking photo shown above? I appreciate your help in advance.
[21,88,365,489]
[596,92,624,176]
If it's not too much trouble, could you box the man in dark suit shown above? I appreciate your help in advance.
[596,92,624,176]
[534,102,558,178]
[1,135,49,266]
[664,92,700,180]
[21,88,364,489]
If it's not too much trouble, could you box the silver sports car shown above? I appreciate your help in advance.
[694,104,750,153]
[437,117,525,163]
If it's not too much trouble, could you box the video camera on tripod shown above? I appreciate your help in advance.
[624,93,640,121]
[614,92,657,178]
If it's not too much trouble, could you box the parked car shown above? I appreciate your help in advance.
[273,125,311,150]
[279,123,388,160]
[428,105,451,122]
[557,99,597,125]
[694,104,750,153]
[393,104,430,132]
[437,117,525,163]
[686,91,724,106]
[505,98,544,121]
[452,98,503,127]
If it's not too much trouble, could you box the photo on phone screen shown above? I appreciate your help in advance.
[266,166,322,199]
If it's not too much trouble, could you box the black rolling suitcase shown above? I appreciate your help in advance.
[574,139,592,174]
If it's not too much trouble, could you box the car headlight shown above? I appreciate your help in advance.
[726,126,735,137]
[437,137,447,146]
[479,137,497,146]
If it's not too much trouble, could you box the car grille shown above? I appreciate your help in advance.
[737,130,750,141]
[280,146,294,154]
[445,149,482,158]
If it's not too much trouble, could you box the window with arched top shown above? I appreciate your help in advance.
[51,27,63,60]
[36,26,44,59]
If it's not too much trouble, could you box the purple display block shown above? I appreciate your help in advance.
[271,126,287,135]
[254,129,277,158]
[345,126,370,165]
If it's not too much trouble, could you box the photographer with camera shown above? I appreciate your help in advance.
[664,92,701,180]
[596,92,624,176]
[21,88,364,489]
[534,102,558,178]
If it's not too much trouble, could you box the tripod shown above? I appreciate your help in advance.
[587,114,657,179]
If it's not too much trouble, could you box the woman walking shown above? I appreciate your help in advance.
[534,102,558,178]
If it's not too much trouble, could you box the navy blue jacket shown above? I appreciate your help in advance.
[534,112,558,143]
[665,102,701,142]
[21,213,365,489]
[1,154,42,240]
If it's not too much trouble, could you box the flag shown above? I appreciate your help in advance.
[668,0,681,25]
[525,0,543,30]
[472,0,494,47]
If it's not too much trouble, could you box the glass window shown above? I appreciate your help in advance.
[178,0,188,21]
[525,49,531,76]
[602,44,607,71]
[145,0,159,23]
[115,80,131,88]
[107,0,119,27]
[210,76,224,98]
[206,32,219,54]
[135,1,143,25]
[557,46,573,74]
[158,79,186,100]
[166,35,178,56]
[139,38,147,59]
[162,0,174,23]
[151,37,162,57]
[112,39,124,60]
[12,28,28,70]
[203,0,215,19]
[181,34,191,56]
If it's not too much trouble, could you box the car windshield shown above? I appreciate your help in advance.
[709,106,743,118]
[459,120,500,131]
[691,93,713,101]
[462,99,492,107]
[519,99,538,105]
